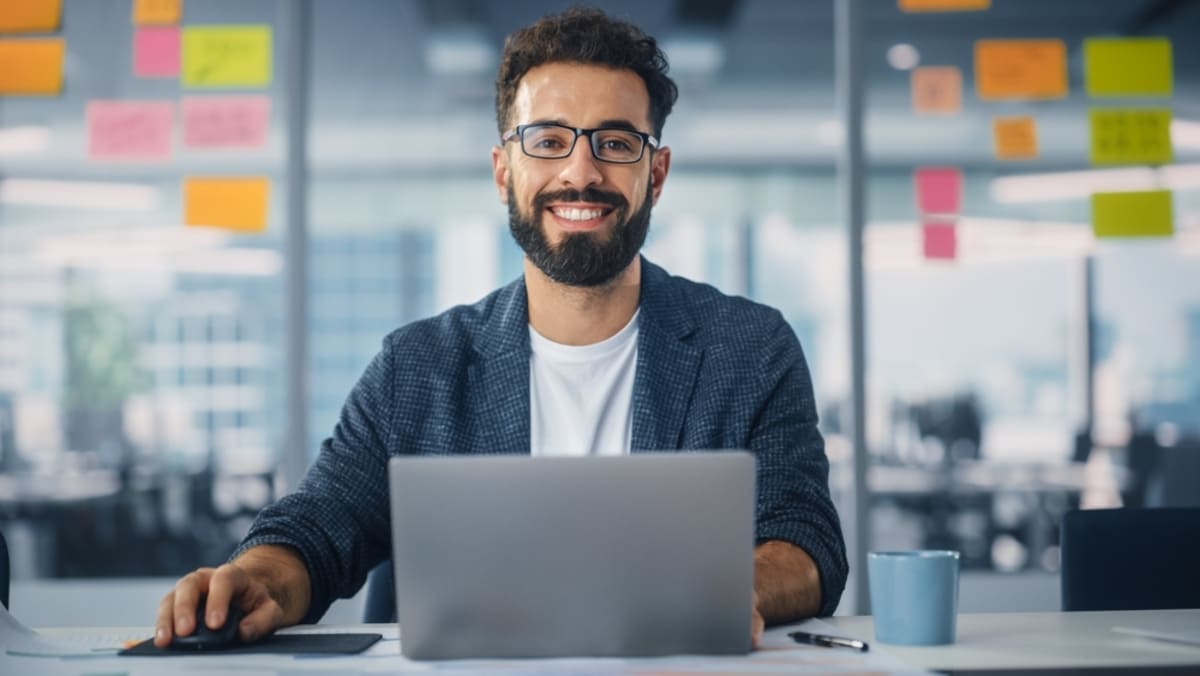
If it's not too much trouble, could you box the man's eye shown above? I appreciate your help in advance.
[601,139,634,152]
[531,137,567,149]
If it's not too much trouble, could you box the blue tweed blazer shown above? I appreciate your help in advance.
[238,257,848,620]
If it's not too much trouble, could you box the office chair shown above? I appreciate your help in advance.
[1060,507,1200,611]
[363,559,395,623]
[1,529,9,610]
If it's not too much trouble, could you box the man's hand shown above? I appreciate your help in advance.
[751,590,765,648]
[153,545,310,648]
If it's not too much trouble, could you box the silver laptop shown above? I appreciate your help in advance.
[387,452,755,659]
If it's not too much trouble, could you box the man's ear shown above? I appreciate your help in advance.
[491,145,510,203]
[649,145,671,206]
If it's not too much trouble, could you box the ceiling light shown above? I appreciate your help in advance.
[989,164,1200,204]
[887,43,920,71]
[0,126,51,156]
[1171,119,1200,151]
[0,179,160,211]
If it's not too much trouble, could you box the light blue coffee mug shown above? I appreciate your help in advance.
[868,550,960,645]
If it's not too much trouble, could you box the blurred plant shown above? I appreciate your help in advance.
[61,281,150,452]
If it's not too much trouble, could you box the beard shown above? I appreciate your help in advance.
[507,182,652,288]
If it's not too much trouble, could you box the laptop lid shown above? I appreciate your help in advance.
[387,452,755,659]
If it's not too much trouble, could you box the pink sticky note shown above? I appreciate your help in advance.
[182,96,270,148]
[914,167,962,215]
[87,100,174,161]
[134,26,180,78]
[923,222,957,261]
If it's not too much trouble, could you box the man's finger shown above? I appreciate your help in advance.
[204,564,246,630]
[171,568,214,637]
[154,592,176,648]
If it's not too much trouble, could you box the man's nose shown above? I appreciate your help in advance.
[555,136,604,189]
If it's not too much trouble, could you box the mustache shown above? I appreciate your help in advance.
[533,187,627,212]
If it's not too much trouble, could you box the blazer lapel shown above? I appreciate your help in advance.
[631,258,702,452]
[466,276,531,456]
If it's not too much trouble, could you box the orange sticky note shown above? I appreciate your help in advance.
[133,0,182,25]
[911,66,962,115]
[0,0,61,33]
[184,177,270,233]
[0,38,64,95]
[993,116,1038,160]
[899,0,989,11]
[975,39,1068,101]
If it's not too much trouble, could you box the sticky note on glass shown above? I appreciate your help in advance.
[1089,108,1172,165]
[87,101,174,161]
[133,0,182,25]
[182,96,269,148]
[0,0,62,32]
[911,66,962,115]
[923,222,957,260]
[1091,190,1173,238]
[184,177,270,232]
[914,167,962,215]
[0,38,64,95]
[1084,37,1172,98]
[899,0,989,11]
[133,27,180,78]
[975,39,1067,101]
[993,116,1038,160]
[182,25,272,88]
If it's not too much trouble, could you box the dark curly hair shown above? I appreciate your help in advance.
[495,7,679,139]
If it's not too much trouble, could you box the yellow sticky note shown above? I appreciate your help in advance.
[1084,37,1172,98]
[182,25,271,88]
[1091,190,1173,238]
[975,39,1068,101]
[0,38,64,95]
[133,0,182,25]
[0,0,61,33]
[1089,108,1172,165]
[993,116,1038,160]
[911,66,962,115]
[899,0,989,11]
[184,177,270,233]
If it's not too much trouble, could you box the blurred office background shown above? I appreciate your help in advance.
[1,0,1198,625]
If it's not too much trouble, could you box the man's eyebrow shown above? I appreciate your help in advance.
[596,119,642,133]
[522,118,646,133]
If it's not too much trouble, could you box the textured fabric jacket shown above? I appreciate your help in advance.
[237,257,848,621]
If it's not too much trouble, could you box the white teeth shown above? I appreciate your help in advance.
[552,207,604,221]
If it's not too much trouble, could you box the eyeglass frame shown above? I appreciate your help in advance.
[501,122,660,164]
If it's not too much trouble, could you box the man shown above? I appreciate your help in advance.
[155,7,847,649]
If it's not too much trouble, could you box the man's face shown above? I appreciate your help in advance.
[492,62,671,287]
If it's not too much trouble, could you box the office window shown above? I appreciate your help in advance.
[0,0,286,577]
[863,1,1200,576]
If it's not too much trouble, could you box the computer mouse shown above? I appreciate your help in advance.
[170,597,244,651]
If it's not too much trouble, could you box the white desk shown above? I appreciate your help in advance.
[826,609,1200,671]
[7,610,1199,675]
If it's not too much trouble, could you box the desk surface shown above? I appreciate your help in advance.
[15,609,1200,675]
[826,609,1200,671]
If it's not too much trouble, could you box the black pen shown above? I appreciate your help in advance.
[789,630,869,652]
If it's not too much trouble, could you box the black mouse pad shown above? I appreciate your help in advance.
[119,632,383,656]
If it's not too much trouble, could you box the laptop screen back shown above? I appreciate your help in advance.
[387,452,755,659]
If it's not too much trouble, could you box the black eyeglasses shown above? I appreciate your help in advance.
[502,123,658,164]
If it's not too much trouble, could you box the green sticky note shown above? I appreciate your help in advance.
[1089,108,1173,165]
[1092,190,1173,238]
[1085,37,1172,98]
[182,25,272,88]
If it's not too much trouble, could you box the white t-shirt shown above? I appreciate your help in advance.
[529,310,639,457]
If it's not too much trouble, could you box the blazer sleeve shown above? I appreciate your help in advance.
[231,335,398,623]
[751,311,848,617]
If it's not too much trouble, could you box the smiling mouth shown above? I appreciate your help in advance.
[546,205,614,222]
